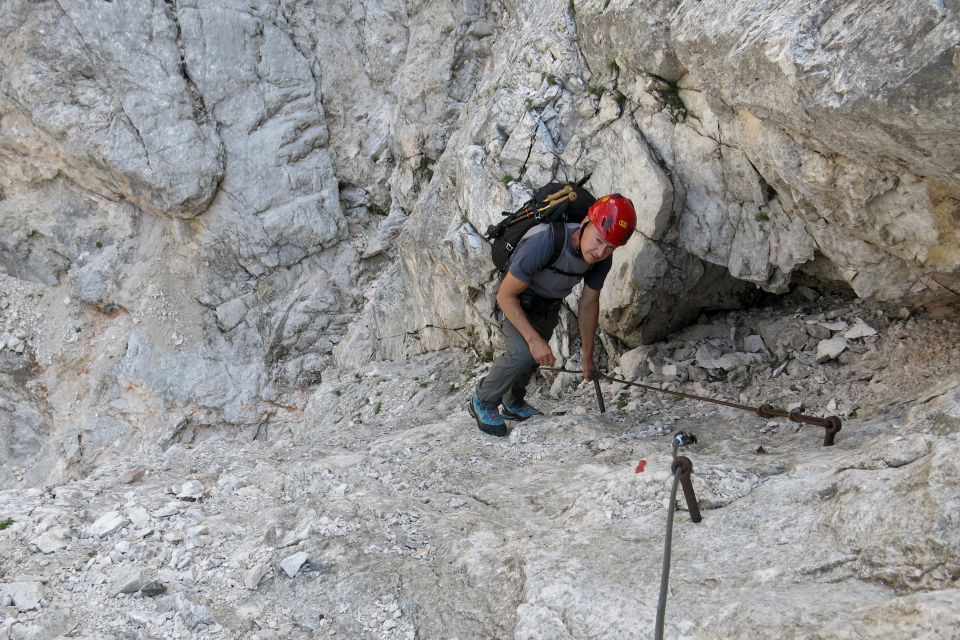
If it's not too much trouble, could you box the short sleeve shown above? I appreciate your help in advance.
[507,227,555,282]
[583,256,613,290]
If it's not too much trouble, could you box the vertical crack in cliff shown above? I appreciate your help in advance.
[564,0,593,82]
[160,0,227,208]
[53,1,97,64]
[626,115,683,227]
[54,1,155,174]
[277,5,324,116]
[447,8,494,108]
[117,103,153,172]
[163,0,210,126]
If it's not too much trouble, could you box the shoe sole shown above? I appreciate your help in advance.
[467,401,508,437]
[501,408,542,422]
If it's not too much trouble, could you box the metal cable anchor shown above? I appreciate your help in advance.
[671,456,702,525]
[670,431,702,524]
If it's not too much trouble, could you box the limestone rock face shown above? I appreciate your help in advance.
[0,354,50,488]
[342,0,960,365]
[0,0,223,218]
[577,0,686,82]
[673,0,960,187]
[671,0,960,299]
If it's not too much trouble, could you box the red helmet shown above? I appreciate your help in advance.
[587,194,636,246]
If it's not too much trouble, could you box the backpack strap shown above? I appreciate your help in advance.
[547,221,591,278]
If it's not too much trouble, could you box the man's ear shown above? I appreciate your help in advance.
[578,220,591,240]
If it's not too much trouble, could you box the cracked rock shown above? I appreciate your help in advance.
[280,551,309,578]
[2,582,44,612]
[87,511,127,538]
[816,337,849,363]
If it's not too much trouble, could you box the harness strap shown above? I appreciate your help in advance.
[547,221,591,278]
[517,290,562,316]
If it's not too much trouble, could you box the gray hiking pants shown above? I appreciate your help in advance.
[476,296,561,406]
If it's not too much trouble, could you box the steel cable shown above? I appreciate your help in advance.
[654,467,683,640]
[538,366,842,446]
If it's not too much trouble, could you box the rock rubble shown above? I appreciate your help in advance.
[0,295,957,639]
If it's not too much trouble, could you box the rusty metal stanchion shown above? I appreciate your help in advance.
[672,456,702,524]
[592,376,605,413]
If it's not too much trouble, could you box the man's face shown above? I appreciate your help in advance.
[580,223,618,263]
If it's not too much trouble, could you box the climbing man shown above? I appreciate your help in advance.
[468,194,637,436]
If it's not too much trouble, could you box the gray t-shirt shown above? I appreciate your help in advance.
[508,223,613,299]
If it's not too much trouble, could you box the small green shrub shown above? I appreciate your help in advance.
[652,76,687,123]
[0,518,13,531]
[616,392,630,410]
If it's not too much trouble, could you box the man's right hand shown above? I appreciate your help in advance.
[498,273,556,367]
[528,336,556,367]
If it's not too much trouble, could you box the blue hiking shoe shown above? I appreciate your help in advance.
[501,399,542,422]
[468,393,507,437]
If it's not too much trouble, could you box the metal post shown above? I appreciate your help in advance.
[593,376,605,413]
[672,456,702,524]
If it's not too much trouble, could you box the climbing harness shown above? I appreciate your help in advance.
[654,431,702,640]
[540,367,843,446]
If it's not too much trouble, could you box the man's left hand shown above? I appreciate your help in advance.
[582,361,598,381]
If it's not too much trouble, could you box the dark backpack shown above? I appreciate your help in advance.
[484,175,596,276]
